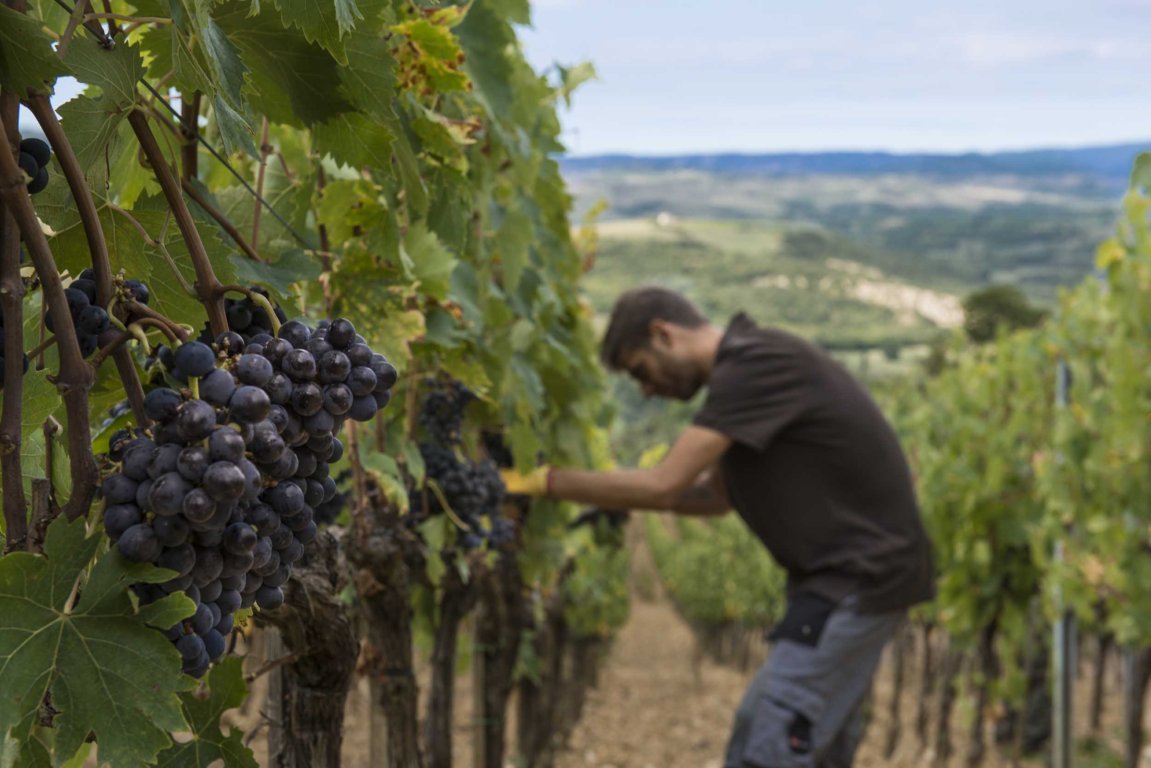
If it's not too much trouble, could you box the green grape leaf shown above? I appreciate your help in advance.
[456,0,516,117]
[229,248,322,299]
[314,112,395,171]
[315,179,385,244]
[154,659,258,768]
[268,0,349,62]
[54,94,126,192]
[215,1,353,125]
[213,93,257,157]
[0,517,195,767]
[402,222,456,299]
[0,5,67,94]
[61,35,144,108]
[339,32,397,118]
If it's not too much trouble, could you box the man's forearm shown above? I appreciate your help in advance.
[548,467,679,511]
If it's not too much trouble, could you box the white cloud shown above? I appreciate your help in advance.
[957,32,1146,66]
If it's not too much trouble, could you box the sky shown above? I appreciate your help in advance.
[517,0,1151,156]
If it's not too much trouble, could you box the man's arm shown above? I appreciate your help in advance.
[547,425,732,512]
[670,463,730,517]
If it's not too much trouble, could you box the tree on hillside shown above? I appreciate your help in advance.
[962,284,1048,343]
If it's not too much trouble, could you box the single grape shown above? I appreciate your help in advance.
[19,138,51,168]
[158,543,196,577]
[101,474,139,505]
[208,428,246,464]
[103,504,142,539]
[173,341,216,378]
[326,318,355,350]
[224,522,257,554]
[176,399,217,442]
[181,488,217,524]
[117,523,160,562]
[199,368,237,407]
[235,354,274,387]
[229,385,272,423]
[277,320,311,349]
[124,280,150,305]
[203,628,226,661]
[202,462,246,502]
[281,349,317,381]
[255,585,285,610]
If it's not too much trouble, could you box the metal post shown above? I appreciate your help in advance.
[1053,361,1076,768]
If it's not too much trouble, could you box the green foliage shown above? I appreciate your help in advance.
[154,659,258,768]
[645,514,785,630]
[0,517,195,766]
[961,284,1048,343]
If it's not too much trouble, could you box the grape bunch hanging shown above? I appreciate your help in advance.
[17,137,51,195]
[99,299,397,677]
[410,381,513,550]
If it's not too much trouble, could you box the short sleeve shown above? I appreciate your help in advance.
[692,340,812,451]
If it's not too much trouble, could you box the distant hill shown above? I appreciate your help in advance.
[560,142,1150,193]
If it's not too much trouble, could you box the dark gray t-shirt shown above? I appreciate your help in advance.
[692,313,935,613]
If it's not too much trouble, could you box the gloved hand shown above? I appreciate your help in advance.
[499,466,552,496]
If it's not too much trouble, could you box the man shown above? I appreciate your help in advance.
[501,286,935,768]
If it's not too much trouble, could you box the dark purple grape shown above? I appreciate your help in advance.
[304,480,325,507]
[289,382,323,416]
[277,320,311,348]
[215,331,246,356]
[101,474,138,505]
[27,166,48,194]
[267,406,290,434]
[124,280,150,305]
[190,602,215,635]
[292,450,318,479]
[370,355,398,389]
[239,458,262,501]
[20,137,51,168]
[191,548,224,588]
[302,409,335,436]
[229,385,271,423]
[249,427,286,464]
[158,543,196,577]
[70,278,96,303]
[267,482,305,516]
[281,349,317,381]
[373,390,392,410]
[304,337,332,360]
[176,400,217,441]
[208,428,246,464]
[117,523,160,562]
[235,354,274,386]
[255,585,284,610]
[346,343,372,367]
[144,388,182,423]
[226,302,253,331]
[181,488,216,524]
[328,440,344,464]
[76,305,110,335]
[200,579,223,603]
[176,633,205,661]
[346,366,377,397]
[246,505,280,535]
[265,372,293,404]
[149,472,191,517]
[224,522,257,554]
[17,150,38,180]
[262,338,294,367]
[153,515,190,547]
[322,383,353,415]
[199,368,237,407]
[103,504,142,539]
[173,341,216,378]
[215,613,235,635]
[177,447,210,483]
[348,395,378,422]
[242,570,264,594]
[78,334,98,358]
[295,520,318,544]
[317,351,351,384]
[121,440,155,481]
[202,462,246,502]
[270,525,295,551]
[326,319,355,350]
[203,628,226,660]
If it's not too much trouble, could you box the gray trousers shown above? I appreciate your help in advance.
[723,596,905,768]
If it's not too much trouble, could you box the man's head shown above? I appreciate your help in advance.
[600,287,717,401]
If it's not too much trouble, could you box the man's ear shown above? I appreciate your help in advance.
[648,319,674,349]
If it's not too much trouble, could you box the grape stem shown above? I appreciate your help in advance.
[25,94,149,428]
[25,334,59,360]
[122,300,190,342]
[127,109,228,337]
[0,133,27,549]
[251,118,272,252]
[216,284,282,335]
[189,375,200,400]
[180,91,199,181]
[425,478,472,532]
[180,178,264,263]
[125,322,155,355]
[0,108,99,522]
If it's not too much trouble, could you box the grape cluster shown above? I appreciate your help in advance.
[17,138,51,195]
[410,382,511,551]
[100,314,397,677]
[196,288,287,350]
[0,311,28,389]
[50,270,147,359]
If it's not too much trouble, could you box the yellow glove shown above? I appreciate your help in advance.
[499,466,552,496]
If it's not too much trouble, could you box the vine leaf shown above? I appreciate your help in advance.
[229,248,322,300]
[61,35,144,109]
[0,517,195,767]
[0,6,67,94]
[154,658,258,768]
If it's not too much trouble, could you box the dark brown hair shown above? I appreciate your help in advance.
[600,287,708,370]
